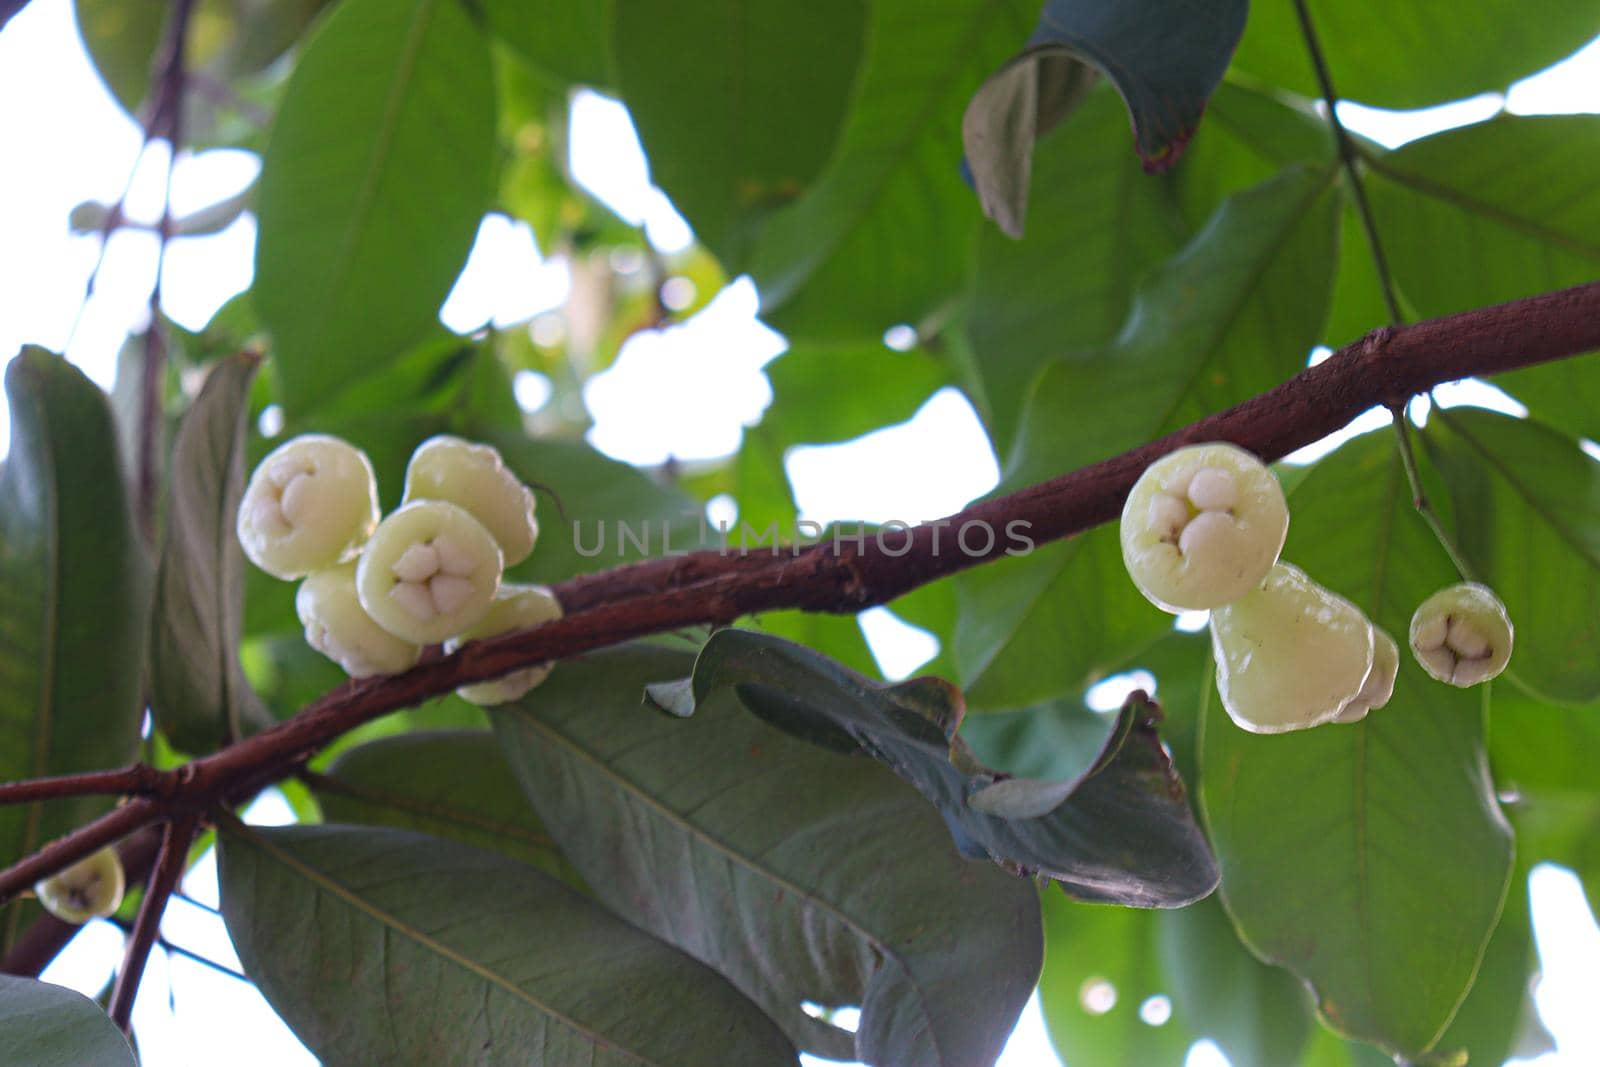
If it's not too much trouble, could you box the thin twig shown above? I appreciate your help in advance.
[108,813,198,1032]
[0,765,176,807]
[109,917,248,983]
[0,800,160,909]
[1291,0,1405,325]
[1389,407,1479,578]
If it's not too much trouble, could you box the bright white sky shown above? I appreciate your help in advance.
[3,0,1600,1063]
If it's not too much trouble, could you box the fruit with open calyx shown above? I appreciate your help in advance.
[296,563,422,677]
[403,436,539,566]
[34,846,125,924]
[443,584,563,705]
[237,434,381,579]
[1121,442,1289,612]
[356,500,504,645]
[1409,582,1514,686]
[1210,563,1376,733]
[1331,626,1399,724]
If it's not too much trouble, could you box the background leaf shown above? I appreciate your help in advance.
[253,0,496,412]
[150,353,269,753]
[494,644,1043,1067]
[219,822,798,1066]
[483,0,614,88]
[0,974,138,1067]
[0,350,147,953]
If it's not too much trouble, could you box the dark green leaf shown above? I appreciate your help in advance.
[660,629,1218,906]
[493,644,1043,1066]
[1426,408,1600,704]
[1200,432,1514,1059]
[615,0,866,262]
[963,0,1246,234]
[483,0,613,88]
[254,0,496,412]
[0,350,147,952]
[150,354,270,753]
[1231,1,1600,109]
[744,0,1038,338]
[219,822,798,1065]
[311,730,582,886]
[0,974,137,1067]
[958,165,1339,708]
[763,342,952,446]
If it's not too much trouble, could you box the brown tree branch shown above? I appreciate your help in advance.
[108,814,197,1033]
[3,279,1598,903]
[0,765,178,807]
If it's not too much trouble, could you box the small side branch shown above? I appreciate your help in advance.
[108,813,198,1032]
[0,800,160,909]
[0,765,177,807]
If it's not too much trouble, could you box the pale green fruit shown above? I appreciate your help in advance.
[296,563,422,677]
[1409,582,1514,686]
[403,436,539,566]
[444,584,563,705]
[237,434,380,579]
[356,501,503,644]
[1121,442,1289,612]
[1332,626,1400,724]
[1211,563,1375,733]
[35,846,125,924]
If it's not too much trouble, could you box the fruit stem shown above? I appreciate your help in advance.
[1390,406,1479,581]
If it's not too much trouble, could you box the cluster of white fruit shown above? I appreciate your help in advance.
[236,433,562,705]
[1120,443,1513,733]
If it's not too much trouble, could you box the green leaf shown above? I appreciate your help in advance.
[0,974,137,1067]
[615,0,867,262]
[744,0,1038,338]
[0,350,147,951]
[493,644,1043,1066]
[150,354,270,753]
[254,0,496,413]
[1231,1,1600,109]
[656,629,1218,906]
[1200,431,1514,1059]
[1365,116,1600,321]
[957,165,1340,708]
[311,730,582,886]
[963,0,1247,235]
[483,0,614,88]
[763,342,952,446]
[218,822,798,1065]
[1425,408,1600,704]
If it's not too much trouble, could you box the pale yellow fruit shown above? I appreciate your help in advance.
[35,847,125,924]
[356,501,503,644]
[403,436,539,566]
[1211,563,1375,733]
[1332,626,1400,724]
[296,563,422,677]
[237,434,380,579]
[1121,443,1289,612]
[1409,582,1514,686]
[444,584,563,705]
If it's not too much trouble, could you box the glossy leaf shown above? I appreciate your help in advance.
[494,644,1042,1066]
[1201,432,1513,1059]
[0,350,147,952]
[655,629,1218,906]
[1231,1,1600,109]
[218,822,798,1065]
[958,165,1340,708]
[254,0,496,412]
[1426,408,1600,704]
[963,0,1246,235]
[615,0,866,262]
[745,0,1039,338]
[150,353,269,753]
[311,730,581,886]
[0,974,137,1067]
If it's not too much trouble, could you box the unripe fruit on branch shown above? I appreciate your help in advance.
[444,584,564,705]
[296,563,423,678]
[34,846,125,924]
[403,436,539,566]
[1409,582,1514,687]
[1121,443,1289,612]
[356,500,504,645]
[1210,563,1375,733]
[1332,626,1399,724]
[237,434,380,579]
